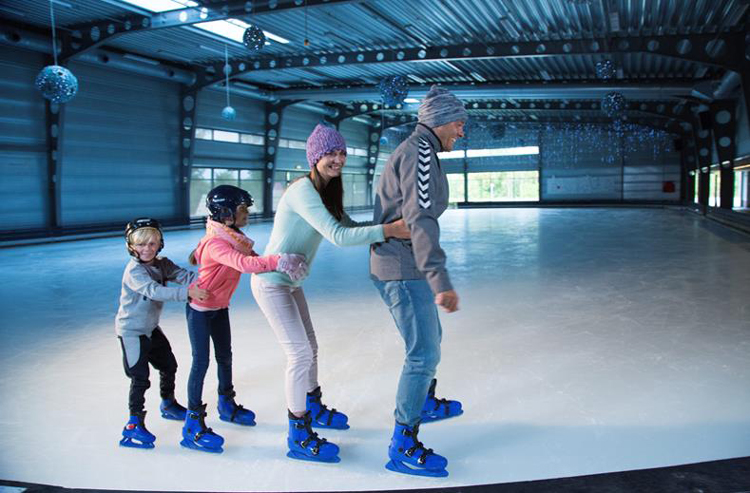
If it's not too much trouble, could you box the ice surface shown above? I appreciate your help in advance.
[0,208,748,491]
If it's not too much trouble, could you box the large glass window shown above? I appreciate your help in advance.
[709,168,721,207]
[467,171,539,202]
[273,171,307,211]
[190,168,212,217]
[190,167,264,217]
[446,174,465,204]
[343,174,368,207]
[734,170,748,210]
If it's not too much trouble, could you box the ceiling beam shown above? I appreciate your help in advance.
[59,0,358,62]
[198,32,744,88]
[272,82,701,102]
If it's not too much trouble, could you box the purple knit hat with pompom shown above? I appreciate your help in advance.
[305,124,347,169]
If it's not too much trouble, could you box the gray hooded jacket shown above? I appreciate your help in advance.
[370,123,452,294]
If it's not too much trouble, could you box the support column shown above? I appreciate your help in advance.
[178,87,198,222]
[709,100,738,210]
[365,126,382,206]
[262,101,286,218]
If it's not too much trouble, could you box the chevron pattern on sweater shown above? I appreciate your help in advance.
[417,138,431,209]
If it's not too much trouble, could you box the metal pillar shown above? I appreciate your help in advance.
[365,126,382,206]
[709,100,738,210]
[262,101,288,218]
[178,87,198,222]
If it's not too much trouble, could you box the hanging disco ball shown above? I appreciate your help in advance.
[221,105,236,121]
[490,123,506,141]
[595,60,615,79]
[243,25,266,52]
[35,65,78,103]
[601,92,626,118]
[378,75,409,106]
[379,135,388,145]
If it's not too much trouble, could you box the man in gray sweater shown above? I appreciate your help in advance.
[370,85,467,477]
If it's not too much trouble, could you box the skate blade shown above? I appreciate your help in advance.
[421,409,464,424]
[180,438,223,454]
[219,415,256,426]
[161,411,187,421]
[286,450,341,463]
[310,421,350,430]
[119,437,155,449]
[385,459,448,478]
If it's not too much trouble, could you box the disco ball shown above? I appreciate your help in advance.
[378,75,409,106]
[221,105,237,121]
[595,60,615,79]
[243,25,266,52]
[601,92,626,118]
[379,135,388,145]
[35,65,78,103]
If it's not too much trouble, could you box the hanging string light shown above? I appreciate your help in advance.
[303,0,310,47]
[35,0,78,103]
[221,44,236,121]
[378,76,409,107]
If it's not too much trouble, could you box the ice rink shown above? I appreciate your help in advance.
[0,207,748,491]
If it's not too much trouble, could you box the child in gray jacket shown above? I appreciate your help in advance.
[116,217,208,449]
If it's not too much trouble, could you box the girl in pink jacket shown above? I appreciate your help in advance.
[181,185,306,454]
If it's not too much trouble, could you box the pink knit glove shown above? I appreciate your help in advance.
[276,253,308,281]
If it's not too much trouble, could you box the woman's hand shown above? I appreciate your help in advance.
[383,219,411,239]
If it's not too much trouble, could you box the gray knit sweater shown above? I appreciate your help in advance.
[115,257,196,338]
[370,123,452,294]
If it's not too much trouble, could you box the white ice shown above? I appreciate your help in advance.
[0,208,749,491]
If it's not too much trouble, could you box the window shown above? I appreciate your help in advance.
[196,128,213,140]
[734,169,749,210]
[343,174,368,207]
[190,167,264,217]
[212,130,240,143]
[446,174,466,204]
[709,168,721,207]
[241,133,264,146]
[467,171,539,202]
[273,171,307,211]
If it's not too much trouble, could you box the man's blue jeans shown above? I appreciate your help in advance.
[373,279,442,426]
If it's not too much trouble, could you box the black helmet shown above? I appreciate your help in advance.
[125,217,164,259]
[206,185,254,223]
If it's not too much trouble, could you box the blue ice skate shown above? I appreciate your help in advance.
[218,393,256,426]
[160,398,187,421]
[306,386,349,430]
[119,411,155,449]
[385,422,448,477]
[180,404,224,454]
[421,379,463,424]
[287,411,340,463]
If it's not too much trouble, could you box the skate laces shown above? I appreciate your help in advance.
[190,409,216,440]
[402,425,433,465]
[310,393,338,426]
[296,415,328,455]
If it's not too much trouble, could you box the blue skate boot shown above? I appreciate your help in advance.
[287,411,341,463]
[160,397,187,421]
[306,386,349,430]
[385,422,448,477]
[421,379,463,424]
[218,392,256,426]
[120,411,155,449]
[180,403,224,454]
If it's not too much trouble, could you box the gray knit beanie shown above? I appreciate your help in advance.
[418,85,468,128]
